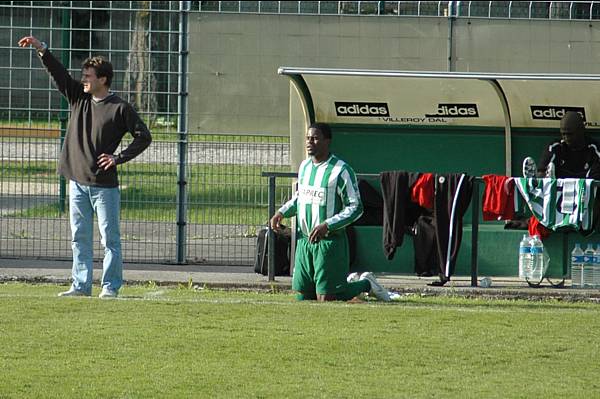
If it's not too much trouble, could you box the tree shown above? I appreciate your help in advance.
[124,1,157,123]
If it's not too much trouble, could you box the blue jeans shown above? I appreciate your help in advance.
[69,180,122,294]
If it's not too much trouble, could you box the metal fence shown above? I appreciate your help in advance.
[196,1,600,20]
[3,1,595,266]
[0,133,292,264]
[0,1,294,265]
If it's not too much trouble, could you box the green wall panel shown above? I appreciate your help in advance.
[328,125,574,177]
[328,125,506,225]
[330,126,506,175]
[510,129,558,176]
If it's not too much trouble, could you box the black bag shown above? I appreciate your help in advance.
[254,225,291,276]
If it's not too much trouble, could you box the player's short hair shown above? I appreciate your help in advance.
[309,122,332,139]
[561,111,585,131]
[82,56,113,87]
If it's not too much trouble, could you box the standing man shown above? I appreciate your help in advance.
[270,123,390,302]
[18,36,152,298]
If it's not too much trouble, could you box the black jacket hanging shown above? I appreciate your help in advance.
[379,171,422,260]
[433,173,474,281]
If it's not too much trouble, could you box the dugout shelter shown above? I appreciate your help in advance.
[277,67,600,279]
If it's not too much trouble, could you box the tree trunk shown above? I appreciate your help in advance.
[124,1,157,124]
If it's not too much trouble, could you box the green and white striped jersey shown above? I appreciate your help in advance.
[515,178,597,231]
[278,154,363,237]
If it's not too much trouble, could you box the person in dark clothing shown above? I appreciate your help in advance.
[18,36,152,298]
[520,111,600,235]
[523,111,600,179]
[539,111,600,179]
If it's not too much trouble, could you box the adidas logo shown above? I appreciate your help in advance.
[335,102,390,117]
[425,103,479,118]
[530,106,586,121]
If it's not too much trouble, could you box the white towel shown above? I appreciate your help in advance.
[560,179,577,214]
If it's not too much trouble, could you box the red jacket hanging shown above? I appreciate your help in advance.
[411,173,435,210]
[482,174,515,221]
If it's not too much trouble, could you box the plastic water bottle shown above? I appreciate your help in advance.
[518,234,532,280]
[584,244,595,288]
[571,243,584,288]
[529,235,544,283]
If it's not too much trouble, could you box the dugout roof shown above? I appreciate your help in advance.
[278,67,600,175]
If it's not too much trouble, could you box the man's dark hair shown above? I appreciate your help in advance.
[82,56,113,87]
[561,111,585,132]
[309,122,332,139]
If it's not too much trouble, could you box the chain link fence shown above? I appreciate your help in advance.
[0,1,294,265]
[0,132,292,264]
[196,1,600,20]
[7,1,588,266]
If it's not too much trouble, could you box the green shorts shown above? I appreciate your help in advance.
[292,233,349,295]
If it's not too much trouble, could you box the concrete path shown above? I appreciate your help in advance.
[2,258,600,302]
[0,218,257,264]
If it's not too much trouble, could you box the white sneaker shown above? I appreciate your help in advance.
[359,272,391,302]
[99,287,118,299]
[58,288,90,297]
[347,272,360,283]
[522,157,537,178]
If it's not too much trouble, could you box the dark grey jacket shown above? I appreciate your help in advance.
[40,50,152,187]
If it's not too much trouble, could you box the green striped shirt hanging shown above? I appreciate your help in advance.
[515,178,596,231]
[279,154,363,237]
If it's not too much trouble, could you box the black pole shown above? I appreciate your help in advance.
[175,1,190,264]
[267,176,276,281]
[471,178,480,287]
[58,8,70,213]
[563,231,569,279]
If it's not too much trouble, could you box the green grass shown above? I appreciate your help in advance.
[2,283,600,398]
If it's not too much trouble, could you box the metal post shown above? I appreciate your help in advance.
[262,171,298,280]
[471,178,480,287]
[447,1,455,71]
[267,176,276,281]
[58,8,70,213]
[485,79,513,177]
[58,123,66,213]
[176,1,190,264]
[562,231,569,279]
